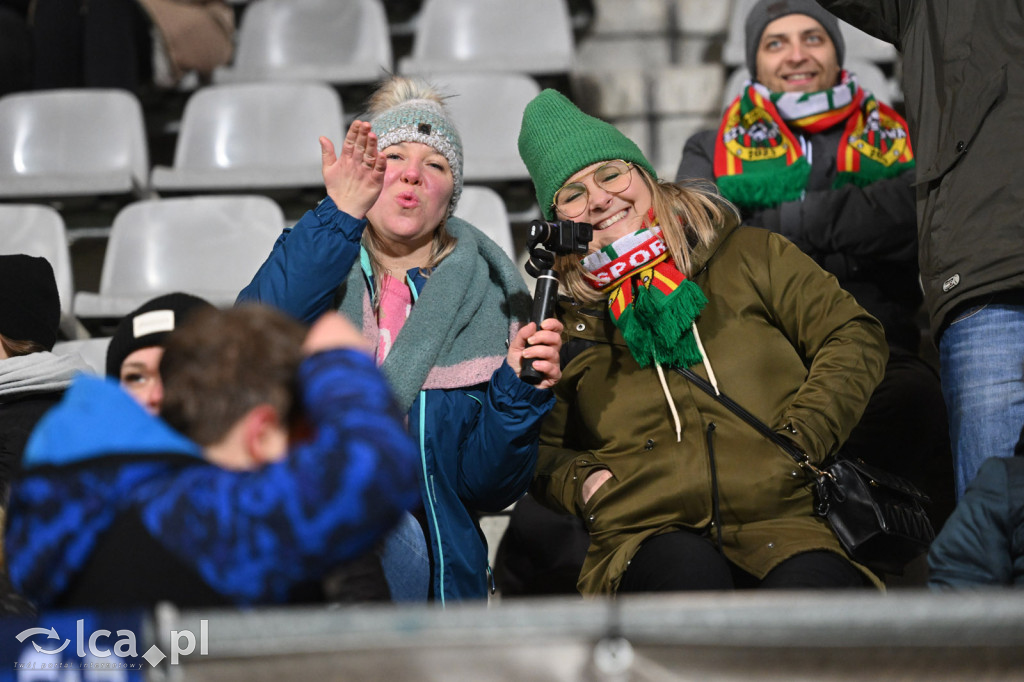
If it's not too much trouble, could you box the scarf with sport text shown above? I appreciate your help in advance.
[713,71,914,210]
[581,211,707,368]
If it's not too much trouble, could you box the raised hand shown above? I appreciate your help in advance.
[321,120,388,219]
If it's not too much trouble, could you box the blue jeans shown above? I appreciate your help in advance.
[939,299,1024,499]
[378,511,430,602]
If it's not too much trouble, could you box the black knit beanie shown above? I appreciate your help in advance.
[105,292,214,377]
[0,254,61,351]
[745,0,846,79]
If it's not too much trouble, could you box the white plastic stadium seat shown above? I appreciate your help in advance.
[73,195,285,318]
[0,204,78,337]
[722,0,897,67]
[720,58,896,111]
[52,337,112,375]
[399,0,575,77]
[215,0,392,85]
[432,72,540,184]
[0,89,150,199]
[150,82,344,193]
[453,186,516,262]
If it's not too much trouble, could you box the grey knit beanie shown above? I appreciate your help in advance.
[745,0,846,80]
[370,95,464,217]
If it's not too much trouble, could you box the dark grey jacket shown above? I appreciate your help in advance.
[677,124,921,352]
[928,456,1024,587]
[817,0,1024,340]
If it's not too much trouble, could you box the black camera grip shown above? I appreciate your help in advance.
[520,270,559,385]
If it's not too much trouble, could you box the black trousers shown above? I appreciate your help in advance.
[32,0,151,92]
[0,4,31,97]
[618,530,868,593]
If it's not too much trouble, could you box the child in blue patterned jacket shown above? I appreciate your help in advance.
[5,306,420,608]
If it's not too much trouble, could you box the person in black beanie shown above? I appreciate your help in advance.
[0,254,83,467]
[0,254,86,615]
[106,292,214,415]
[0,254,61,356]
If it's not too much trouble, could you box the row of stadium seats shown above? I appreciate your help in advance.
[218,0,894,88]
[0,75,540,204]
[218,0,577,86]
[1,188,516,339]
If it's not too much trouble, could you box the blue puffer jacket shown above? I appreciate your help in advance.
[238,198,555,602]
[5,349,421,607]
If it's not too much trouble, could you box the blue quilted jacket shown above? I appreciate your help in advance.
[238,199,554,602]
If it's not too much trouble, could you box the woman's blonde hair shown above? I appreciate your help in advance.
[555,167,739,305]
[363,76,458,308]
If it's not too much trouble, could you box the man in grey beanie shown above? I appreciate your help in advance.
[677,0,956,547]
[743,0,845,88]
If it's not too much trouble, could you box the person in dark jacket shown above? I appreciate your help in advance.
[928,446,1024,588]
[4,306,421,609]
[814,1,1024,501]
[677,0,954,528]
[237,75,562,603]
[0,255,84,488]
[0,254,86,615]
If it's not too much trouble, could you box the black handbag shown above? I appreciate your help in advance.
[674,367,936,575]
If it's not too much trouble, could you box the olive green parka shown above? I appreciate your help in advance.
[532,223,888,594]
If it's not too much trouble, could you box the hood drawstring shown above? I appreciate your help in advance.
[653,323,720,443]
[655,364,682,442]
[692,323,719,396]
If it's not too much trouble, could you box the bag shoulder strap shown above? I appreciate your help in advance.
[672,366,811,469]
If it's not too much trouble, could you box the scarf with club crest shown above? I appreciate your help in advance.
[713,71,914,210]
[581,210,706,368]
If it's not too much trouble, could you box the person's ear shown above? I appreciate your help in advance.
[243,404,289,467]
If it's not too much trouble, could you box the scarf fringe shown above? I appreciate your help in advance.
[622,278,707,368]
[833,160,907,189]
[718,157,811,210]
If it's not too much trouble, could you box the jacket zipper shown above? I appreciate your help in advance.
[705,421,724,552]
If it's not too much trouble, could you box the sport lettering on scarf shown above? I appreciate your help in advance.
[585,229,668,288]
[713,71,914,210]
[581,214,707,368]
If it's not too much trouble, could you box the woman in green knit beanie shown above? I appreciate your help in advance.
[512,88,890,595]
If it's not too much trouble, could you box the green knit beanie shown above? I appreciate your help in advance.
[518,89,657,220]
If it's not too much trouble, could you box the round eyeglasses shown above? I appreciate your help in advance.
[552,160,635,219]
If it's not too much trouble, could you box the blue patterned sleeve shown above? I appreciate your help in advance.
[142,348,421,604]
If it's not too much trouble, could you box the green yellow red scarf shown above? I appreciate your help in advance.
[713,71,914,210]
[581,211,706,368]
